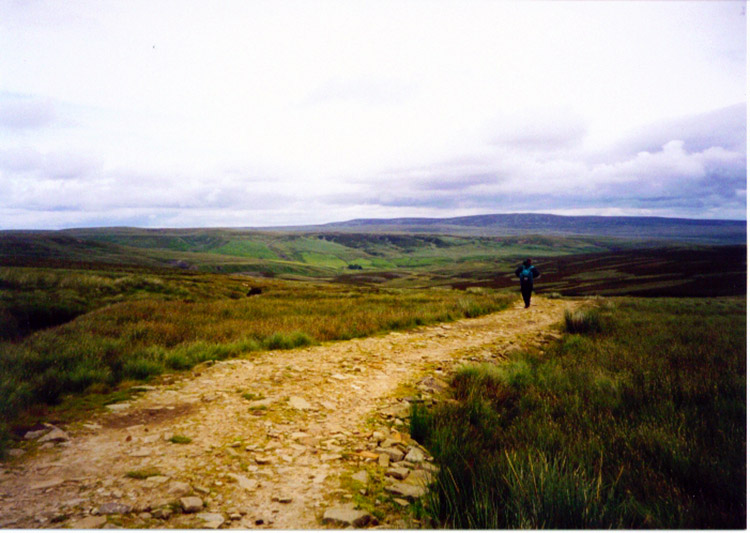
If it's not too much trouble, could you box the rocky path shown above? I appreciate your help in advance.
[0,297,583,529]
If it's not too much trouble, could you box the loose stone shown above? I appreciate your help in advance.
[404,447,426,463]
[322,504,376,528]
[385,481,428,500]
[97,502,132,515]
[196,512,225,529]
[38,428,70,443]
[69,515,108,529]
[351,470,369,484]
[375,447,404,461]
[385,467,411,480]
[180,496,203,513]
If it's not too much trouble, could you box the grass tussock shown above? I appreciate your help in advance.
[411,298,746,529]
[564,307,604,334]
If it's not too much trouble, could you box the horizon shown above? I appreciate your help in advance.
[1,1,746,230]
[2,211,746,233]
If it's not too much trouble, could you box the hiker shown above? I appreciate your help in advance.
[515,258,540,308]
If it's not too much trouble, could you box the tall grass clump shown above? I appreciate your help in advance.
[413,297,745,529]
[564,307,603,334]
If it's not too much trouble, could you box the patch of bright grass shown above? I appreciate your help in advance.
[169,435,192,444]
[126,467,162,479]
[412,297,746,529]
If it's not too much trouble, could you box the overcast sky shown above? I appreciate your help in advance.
[0,0,746,229]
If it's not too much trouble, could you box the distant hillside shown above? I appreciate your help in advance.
[313,213,746,244]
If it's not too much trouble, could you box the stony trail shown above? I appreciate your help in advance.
[0,297,584,529]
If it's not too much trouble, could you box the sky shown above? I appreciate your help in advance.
[0,0,746,229]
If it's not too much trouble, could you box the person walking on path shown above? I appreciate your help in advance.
[515,258,540,308]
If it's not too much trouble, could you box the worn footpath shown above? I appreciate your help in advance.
[0,297,583,529]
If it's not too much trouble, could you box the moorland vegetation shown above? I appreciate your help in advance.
[0,219,745,528]
[410,298,745,528]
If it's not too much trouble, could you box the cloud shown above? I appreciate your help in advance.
[0,95,56,130]
[605,103,746,159]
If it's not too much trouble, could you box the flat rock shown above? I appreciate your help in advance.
[351,470,369,484]
[322,504,376,528]
[378,453,390,467]
[385,481,427,500]
[38,428,70,443]
[227,474,258,491]
[152,508,173,520]
[405,469,434,486]
[30,477,65,490]
[404,447,426,463]
[7,449,25,457]
[180,496,203,513]
[196,512,225,529]
[97,502,132,515]
[375,447,404,461]
[25,429,50,440]
[288,396,313,410]
[385,467,411,480]
[105,403,131,412]
[70,515,108,529]
[168,481,191,495]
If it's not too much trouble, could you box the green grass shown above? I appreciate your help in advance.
[169,435,192,444]
[411,297,746,529]
[126,467,162,479]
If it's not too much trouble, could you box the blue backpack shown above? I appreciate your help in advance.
[520,265,534,284]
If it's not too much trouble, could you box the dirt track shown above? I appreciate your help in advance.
[0,296,583,529]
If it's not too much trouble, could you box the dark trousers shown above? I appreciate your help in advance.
[521,283,533,308]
